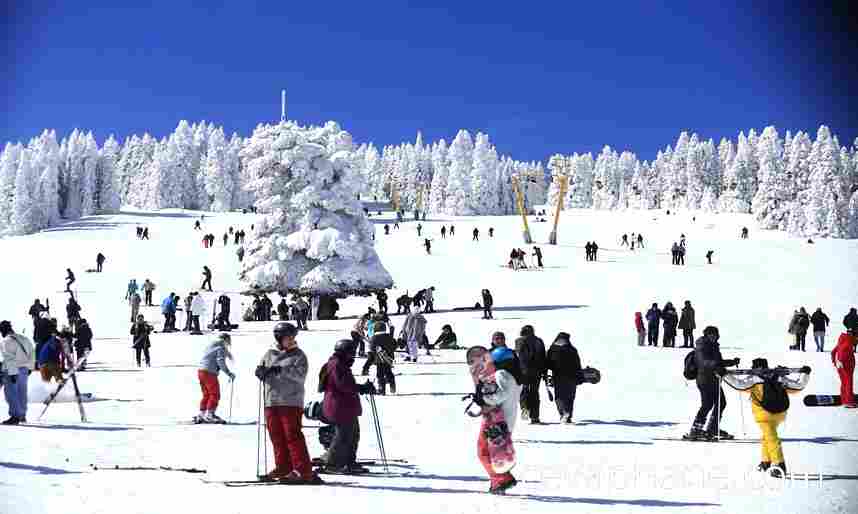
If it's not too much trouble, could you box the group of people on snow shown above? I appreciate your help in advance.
[640,301,695,348]
[620,232,645,250]
[670,235,687,265]
[584,241,599,261]
[134,226,150,240]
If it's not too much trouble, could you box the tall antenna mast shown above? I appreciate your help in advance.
[281,89,286,122]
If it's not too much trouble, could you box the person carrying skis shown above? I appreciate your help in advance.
[687,326,740,440]
[369,321,396,395]
[532,246,543,268]
[810,307,830,352]
[130,314,153,367]
[65,269,76,292]
[515,325,547,424]
[678,301,696,348]
[37,330,64,382]
[645,303,661,346]
[472,346,522,494]
[96,252,106,273]
[318,339,376,473]
[201,266,213,292]
[195,333,236,424]
[399,307,427,363]
[1,321,36,425]
[661,302,678,348]
[481,289,494,320]
[143,279,156,306]
[723,359,810,477]
[73,319,93,367]
[831,327,857,408]
[125,279,138,301]
[634,312,646,346]
[546,331,582,424]
[130,291,141,323]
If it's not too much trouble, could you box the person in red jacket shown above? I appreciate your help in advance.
[831,329,857,408]
[634,312,645,346]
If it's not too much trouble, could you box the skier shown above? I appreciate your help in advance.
[678,245,686,265]
[277,298,289,321]
[634,312,646,346]
[294,297,309,330]
[473,228,479,241]
[645,303,661,346]
[515,325,547,423]
[201,266,213,291]
[351,314,369,357]
[842,308,858,334]
[584,242,593,262]
[591,241,599,261]
[183,294,195,331]
[424,238,432,255]
[234,231,240,245]
[1,321,35,425]
[723,359,810,477]
[810,307,830,352]
[160,293,177,332]
[95,252,106,273]
[671,243,679,265]
[65,269,76,292]
[472,346,522,494]
[37,330,64,383]
[376,290,388,314]
[223,233,228,246]
[396,293,412,315]
[236,246,245,262]
[546,331,581,423]
[32,312,54,359]
[399,308,427,363]
[66,296,82,330]
[28,299,47,328]
[686,326,740,440]
[417,224,422,237]
[195,333,235,424]
[789,307,810,351]
[450,225,455,236]
[125,279,138,301]
[130,291,141,323]
[202,235,208,249]
[318,339,376,473]
[216,294,231,329]
[509,248,520,270]
[481,289,494,320]
[741,227,749,239]
[440,226,446,239]
[532,246,543,268]
[73,319,92,366]
[706,250,714,264]
[383,224,390,235]
[489,227,494,238]
[679,234,686,248]
[424,286,435,313]
[621,234,629,247]
[130,314,153,367]
[678,301,696,348]
[194,220,201,230]
[433,324,459,349]
[831,328,857,408]
[143,279,156,306]
[370,321,396,394]
[661,302,678,347]
[142,227,149,239]
[637,233,644,248]
[190,292,207,334]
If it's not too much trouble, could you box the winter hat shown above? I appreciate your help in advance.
[273,322,298,340]
[520,325,535,337]
[703,326,720,340]
[0,320,11,336]
[374,321,387,333]
[334,339,357,355]
[554,332,571,344]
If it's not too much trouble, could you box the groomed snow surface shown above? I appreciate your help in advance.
[1,206,857,514]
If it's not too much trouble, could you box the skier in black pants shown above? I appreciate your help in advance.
[687,326,740,440]
[532,246,543,268]
[678,301,696,348]
[216,294,231,329]
[645,303,661,346]
[369,322,396,394]
[376,290,388,314]
[481,289,494,320]
[201,266,213,291]
[546,331,581,423]
[130,314,153,367]
[65,269,76,292]
[424,238,432,255]
[515,325,547,423]
[96,252,106,272]
[473,228,479,241]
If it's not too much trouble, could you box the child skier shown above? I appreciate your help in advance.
[723,359,810,477]
[634,312,646,346]
[195,333,235,424]
[472,347,523,494]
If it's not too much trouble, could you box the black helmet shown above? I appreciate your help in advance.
[520,325,535,337]
[0,320,11,336]
[273,322,298,340]
[334,339,357,355]
[703,326,720,340]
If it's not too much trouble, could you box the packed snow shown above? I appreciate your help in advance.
[1,205,857,514]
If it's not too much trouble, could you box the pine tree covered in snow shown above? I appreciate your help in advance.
[470,133,499,214]
[240,121,392,296]
[12,149,38,235]
[203,128,235,212]
[804,126,843,237]
[96,135,121,212]
[752,126,788,229]
[0,143,23,235]
[428,140,449,214]
[568,153,594,208]
[444,130,474,215]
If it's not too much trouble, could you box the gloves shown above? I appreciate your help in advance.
[730,358,740,366]
[227,372,236,381]
[359,382,377,395]
[835,360,844,370]
[799,365,811,374]
[544,374,553,387]
[254,366,267,381]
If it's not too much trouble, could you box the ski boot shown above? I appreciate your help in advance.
[769,462,787,479]
[489,477,517,495]
[682,428,712,441]
[708,429,734,440]
[259,467,292,481]
[756,462,771,473]
[346,463,370,474]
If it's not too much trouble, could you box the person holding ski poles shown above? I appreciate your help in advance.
[195,333,235,424]
[254,323,319,482]
[471,346,523,494]
[686,326,740,440]
[722,359,810,478]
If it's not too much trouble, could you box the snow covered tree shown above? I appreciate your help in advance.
[719,132,755,213]
[752,126,788,229]
[11,149,38,234]
[546,154,568,210]
[240,121,392,297]
[427,140,449,214]
[804,126,844,237]
[568,153,593,208]
[666,132,690,209]
[470,133,499,214]
[785,131,813,235]
[97,135,121,212]
[0,143,22,234]
[592,146,619,210]
[444,130,474,215]
[203,128,235,212]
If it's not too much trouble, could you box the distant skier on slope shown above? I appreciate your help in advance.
[65,269,76,292]
[195,333,235,424]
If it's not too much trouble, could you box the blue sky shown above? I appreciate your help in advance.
[2,1,856,161]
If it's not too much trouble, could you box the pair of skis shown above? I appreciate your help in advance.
[38,350,91,422]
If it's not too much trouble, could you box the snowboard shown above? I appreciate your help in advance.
[577,366,601,384]
[466,345,515,474]
[803,395,841,407]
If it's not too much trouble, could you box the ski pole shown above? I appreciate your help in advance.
[229,378,234,423]
[736,388,746,437]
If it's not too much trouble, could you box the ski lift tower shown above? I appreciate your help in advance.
[281,89,287,122]
[548,159,569,245]
[511,175,533,244]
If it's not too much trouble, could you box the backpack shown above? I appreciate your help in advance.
[683,350,697,380]
[758,377,790,414]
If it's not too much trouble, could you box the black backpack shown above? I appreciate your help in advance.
[758,377,790,414]
[683,350,697,380]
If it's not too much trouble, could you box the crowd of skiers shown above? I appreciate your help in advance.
[619,233,645,250]
[507,247,542,270]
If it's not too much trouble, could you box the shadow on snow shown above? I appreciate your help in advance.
[0,461,82,475]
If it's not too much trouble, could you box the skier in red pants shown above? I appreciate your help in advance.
[474,347,523,494]
[195,333,235,423]
[831,328,857,408]
[254,322,321,483]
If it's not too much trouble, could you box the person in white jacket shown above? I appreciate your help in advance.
[474,346,523,494]
[190,292,207,334]
[399,308,427,362]
[1,320,36,425]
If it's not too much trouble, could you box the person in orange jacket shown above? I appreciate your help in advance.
[831,328,857,408]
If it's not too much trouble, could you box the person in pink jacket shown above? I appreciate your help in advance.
[635,312,646,346]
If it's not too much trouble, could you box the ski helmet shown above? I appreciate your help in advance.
[703,326,720,340]
[490,347,514,364]
[334,339,357,355]
[273,322,297,340]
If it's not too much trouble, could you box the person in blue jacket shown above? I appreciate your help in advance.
[645,303,661,346]
[161,293,178,332]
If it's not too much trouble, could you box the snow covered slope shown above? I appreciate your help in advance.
[1,207,856,514]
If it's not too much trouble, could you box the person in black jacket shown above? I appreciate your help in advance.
[433,324,459,349]
[201,266,213,292]
[789,307,810,351]
[546,332,581,424]
[481,289,494,320]
[28,299,47,328]
[661,302,678,348]
[678,301,696,348]
[810,307,830,352]
[96,252,106,272]
[645,303,661,346]
[130,314,153,367]
[65,269,76,292]
[369,322,397,395]
[515,325,547,423]
[66,296,82,331]
[687,326,740,440]
[842,308,857,333]
[74,319,93,368]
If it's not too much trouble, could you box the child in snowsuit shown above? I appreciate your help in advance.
[634,312,646,346]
